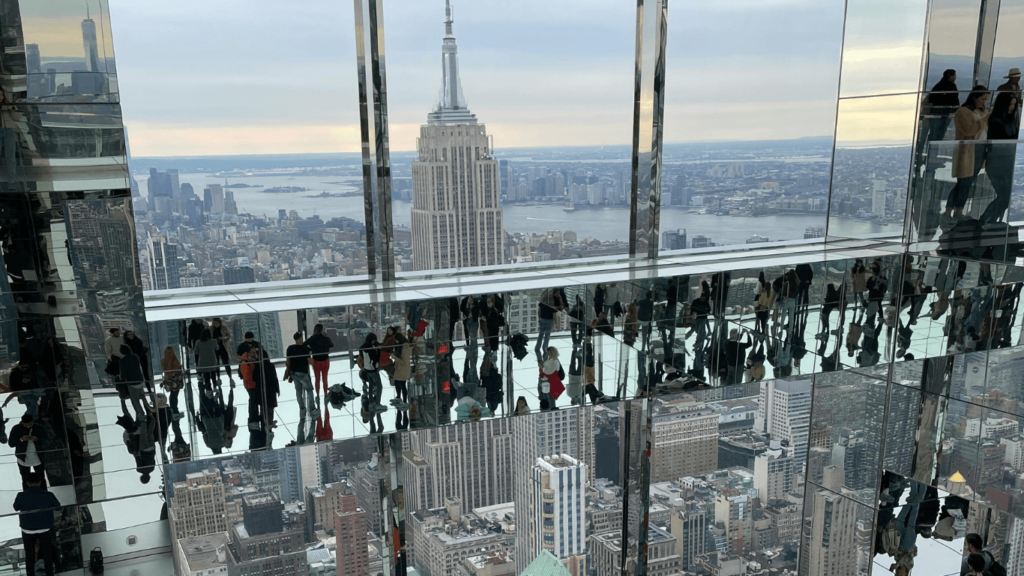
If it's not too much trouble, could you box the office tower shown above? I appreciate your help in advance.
[147,234,181,290]
[406,418,513,512]
[351,456,386,536]
[240,492,284,535]
[753,442,795,502]
[410,1,504,271]
[1005,516,1024,576]
[335,493,370,576]
[226,494,307,576]
[591,525,679,576]
[223,266,256,285]
[513,408,594,570]
[176,533,230,576]
[499,159,512,197]
[650,396,719,482]
[66,202,136,289]
[261,447,303,504]
[81,15,100,72]
[871,179,886,217]
[800,470,860,576]
[670,505,707,571]
[755,379,812,460]
[168,471,228,541]
[409,499,515,576]
[661,229,687,251]
[831,428,872,491]
[204,184,226,214]
[306,482,346,534]
[529,455,588,574]
[715,489,753,556]
[224,190,238,214]
[148,168,175,214]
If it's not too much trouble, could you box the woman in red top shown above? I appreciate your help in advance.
[539,347,564,410]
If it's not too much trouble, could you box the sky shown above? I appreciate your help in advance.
[95,0,1017,157]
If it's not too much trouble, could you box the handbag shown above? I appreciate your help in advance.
[558,362,566,381]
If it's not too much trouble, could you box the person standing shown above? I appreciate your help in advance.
[234,331,261,363]
[123,330,151,387]
[119,344,149,421]
[210,318,234,383]
[535,290,557,361]
[305,324,334,397]
[981,92,1019,224]
[925,69,961,143]
[284,332,317,417]
[160,346,184,416]
[997,67,1022,115]
[4,357,40,420]
[637,291,654,350]
[358,333,386,413]
[945,86,992,219]
[13,472,60,576]
[186,319,205,353]
[391,333,411,410]
[194,329,220,389]
[10,414,45,489]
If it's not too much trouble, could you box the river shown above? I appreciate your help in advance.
[136,172,894,245]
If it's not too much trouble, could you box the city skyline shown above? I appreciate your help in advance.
[104,0,940,156]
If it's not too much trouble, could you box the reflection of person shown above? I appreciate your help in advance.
[195,329,220,388]
[539,347,564,408]
[925,69,960,141]
[306,324,335,396]
[945,86,992,218]
[160,346,183,415]
[514,396,530,415]
[210,318,234,382]
[997,67,1022,118]
[961,534,992,575]
[10,414,45,489]
[13,473,60,576]
[980,92,1019,224]
[284,332,317,417]
[119,344,149,421]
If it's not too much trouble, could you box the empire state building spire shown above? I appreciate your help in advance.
[429,0,477,125]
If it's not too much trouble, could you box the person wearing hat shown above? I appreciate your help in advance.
[999,67,1022,125]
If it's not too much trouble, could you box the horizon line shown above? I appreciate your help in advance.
[131,135,850,160]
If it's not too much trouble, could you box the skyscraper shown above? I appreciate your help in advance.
[513,408,594,569]
[147,234,181,290]
[335,493,370,576]
[81,15,100,72]
[530,455,588,574]
[755,378,812,461]
[411,1,504,271]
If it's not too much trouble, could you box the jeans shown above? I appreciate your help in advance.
[312,359,330,395]
[215,346,233,379]
[22,529,54,576]
[292,372,315,414]
[394,380,408,402]
[363,370,383,405]
[127,383,147,421]
[981,145,1017,224]
[535,318,554,358]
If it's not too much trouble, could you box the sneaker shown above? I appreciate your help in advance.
[310,408,321,417]
[172,412,184,421]
[371,403,388,413]
[394,401,409,410]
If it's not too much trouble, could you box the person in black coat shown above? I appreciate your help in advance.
[10,413,46,489]
[14,472,60,576]
[981,91,1020,224]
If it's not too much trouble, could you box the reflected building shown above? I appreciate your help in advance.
[411,1,504,271]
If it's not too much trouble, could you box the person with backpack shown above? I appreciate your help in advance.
[961,533,1006,576]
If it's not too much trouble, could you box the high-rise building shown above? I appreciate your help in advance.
[753,442,795,502]
[755,379,812,460]
[662,229,687,251]
[411,1,504,271]
[335,493,369,576]
[409,499,515,576]
[512,408,594,569]
[205,184,226,214]
[168,470,228,541]
[591,525,679,576]
[148,234,181,290]
[715,488,753,556]
[406,418,513,513]
[81,15,100,72]
[669,504,707,571]
[529,455,588,574]
[650,396,719,482]
[871,179,886,217]
[800,468,861,576]
[223,266,256,285]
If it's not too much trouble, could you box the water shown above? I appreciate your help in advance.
[137,172,893,244]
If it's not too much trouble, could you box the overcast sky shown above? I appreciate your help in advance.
[95,0,1012,156]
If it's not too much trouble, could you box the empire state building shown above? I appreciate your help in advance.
[411,1,504,271]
